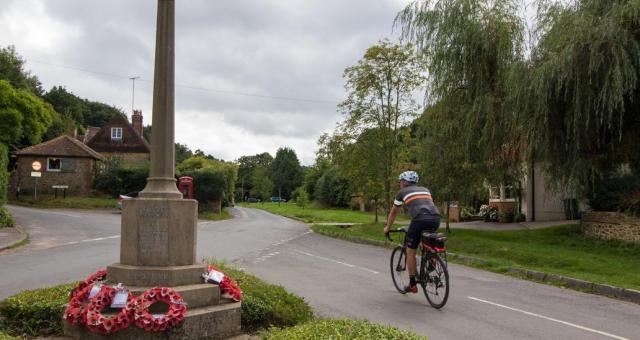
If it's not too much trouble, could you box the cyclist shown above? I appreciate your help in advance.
[384,171,440,293]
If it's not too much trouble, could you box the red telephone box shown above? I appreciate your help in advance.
[178,176,194,199]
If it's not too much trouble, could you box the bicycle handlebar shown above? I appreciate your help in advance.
[386,227,407,242]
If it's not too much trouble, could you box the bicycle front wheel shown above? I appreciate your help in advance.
[390,246,409,294]
[421,254,449,308]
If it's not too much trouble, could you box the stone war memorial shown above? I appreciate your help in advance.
[63,0,241,338]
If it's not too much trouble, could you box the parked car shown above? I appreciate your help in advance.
[117,191,139,209]
[246,197,261,203]
[270,196,286,203]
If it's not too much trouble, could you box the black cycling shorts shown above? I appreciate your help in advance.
[405,219,440,249]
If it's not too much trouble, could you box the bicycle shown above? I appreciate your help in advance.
[387,227,450,309]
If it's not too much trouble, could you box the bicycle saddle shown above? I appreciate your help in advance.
[422,232,446,240]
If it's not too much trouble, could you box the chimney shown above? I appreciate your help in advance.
[132,110,143,136]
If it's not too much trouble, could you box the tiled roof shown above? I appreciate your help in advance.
[83,126,100,144]
[16,135,105,160]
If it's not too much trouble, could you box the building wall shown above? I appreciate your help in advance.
[101,152,149,166]
[12,156,97,196]
[522,163,567,221]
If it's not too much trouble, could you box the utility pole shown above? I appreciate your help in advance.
[129,76,140,114]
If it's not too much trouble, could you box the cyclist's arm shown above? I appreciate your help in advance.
[384,205,400,234]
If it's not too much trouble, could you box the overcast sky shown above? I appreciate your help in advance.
[0,0,415,164]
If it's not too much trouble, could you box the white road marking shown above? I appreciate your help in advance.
[80,235,120,242]
[295,250,379,275]
[468,296,629,340]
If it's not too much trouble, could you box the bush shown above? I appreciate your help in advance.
[460,206,475,221]
[0,206,13,228]
[93,157,148,197]
[182,168,227,212]
[0,331,18,340]
[262,319,427,340]
[0,283,76,336]
[0,143,7,204]
[588,174,640,212]
[212,262,313,331]
[514,212,526,222]
[315,167,351,207]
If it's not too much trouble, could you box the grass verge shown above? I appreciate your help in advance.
[262,319,427,339]
[198,208,232,221]
[8,195,116,210]
[239,202,392,224]
[0,206,13,228]
[312,223,640,290]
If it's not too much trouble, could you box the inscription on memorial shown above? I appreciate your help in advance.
[138,204,169,264]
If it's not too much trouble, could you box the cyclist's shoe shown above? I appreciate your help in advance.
[403,284,418,294]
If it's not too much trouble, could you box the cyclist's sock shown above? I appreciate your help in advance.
[409,275,416,286]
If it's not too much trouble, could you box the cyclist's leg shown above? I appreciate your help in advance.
[404,221,422,291]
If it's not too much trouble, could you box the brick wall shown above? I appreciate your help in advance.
[12,156,97,196]
[582,211,640,243]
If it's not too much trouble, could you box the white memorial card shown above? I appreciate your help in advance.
[110,291,128,308]
[88,285,101,299]
[209,270,224,283]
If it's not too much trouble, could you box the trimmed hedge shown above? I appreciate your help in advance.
[0,263,313,336]
[262,319,427,340]
[214,262,313,331]
[0,143,7,204]
[0,206,12,228]
[0,283,76,336]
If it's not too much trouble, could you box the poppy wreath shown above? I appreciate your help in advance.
[84,286,135,334]
[204,265,242,302]
[133,287,187,332]
[70,268,107,299]
[63,284,94,325]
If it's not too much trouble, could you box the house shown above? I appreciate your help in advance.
[488,162,577,222]
[13,135,105,196]
[85,110,150,166]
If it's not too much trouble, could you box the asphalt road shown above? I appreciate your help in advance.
[2,205,639,340]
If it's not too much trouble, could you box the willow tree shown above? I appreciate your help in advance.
[338,40,426,211]
[519,0,640,193]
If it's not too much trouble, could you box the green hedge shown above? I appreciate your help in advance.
[262,319,427,340]
[0,206,13,228]
[0,264,313,336]
[214,262,313,331]
[0,283,76,336]
[0,331,18,340]
[0,143,8,204]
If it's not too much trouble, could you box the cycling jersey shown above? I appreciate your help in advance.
[394,185,440,221]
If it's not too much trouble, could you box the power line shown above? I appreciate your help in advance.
[28,59,339,105]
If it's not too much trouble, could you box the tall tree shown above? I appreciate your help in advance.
[519,0,640,193]
[396,0,526,191]
[251,165,273,203]
[271,147,303,199]
[338,40,425,211]
[236,152,274,200]
[0,80,53,149]
[0,46,42,96]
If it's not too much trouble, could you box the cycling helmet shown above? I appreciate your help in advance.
[398,171,419,183]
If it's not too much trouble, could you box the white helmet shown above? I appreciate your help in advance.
[398,171,419,183]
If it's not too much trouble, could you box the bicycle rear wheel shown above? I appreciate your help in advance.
[390,246,409,294]
[421,254,449,308]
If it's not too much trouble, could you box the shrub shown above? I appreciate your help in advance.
[0,206,13,228]
[0,283,76,336]
[315,167,351,207]
[212,262,313,331]
[588,174,640,212]
[0,331,19,340]
[182,168,227,212]
[514,212,526,222]
[460,206,475,221]
[262,319,427,340]
[0,143,8,204]
[93,157,149,197]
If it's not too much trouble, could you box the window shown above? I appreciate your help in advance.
[111,127,123,140]
[47,158,61,172]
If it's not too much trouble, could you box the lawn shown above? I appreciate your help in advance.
[312,223,640,290]
[239,202,401,224]
[8,195,116,209]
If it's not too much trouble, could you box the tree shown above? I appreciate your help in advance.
[338,40,425,212]
[175,143,194,165]
[271,147,303,199]
[0,46,42,95]
[43,86,88,126]
[518,0,640,193]
[236,152,273,200]
[295,187,310,209]
[177,155,238,205]
[251,166,273,203]
[396,0,527,196]
[0,80,53,149]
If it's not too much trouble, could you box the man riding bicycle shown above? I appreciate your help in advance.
[384,171,440,293]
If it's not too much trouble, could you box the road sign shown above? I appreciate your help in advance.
[31,171,41,177]
[32,161,42,171]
